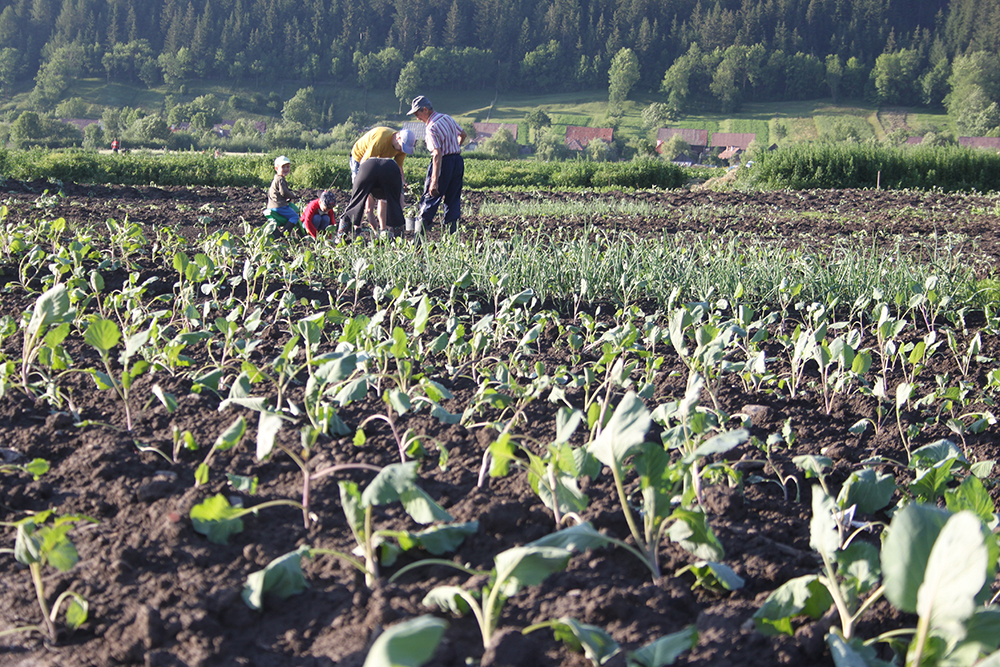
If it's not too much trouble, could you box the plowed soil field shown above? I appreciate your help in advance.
[2,179,1000,667]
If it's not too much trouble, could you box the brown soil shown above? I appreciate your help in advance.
[2,180,999,667]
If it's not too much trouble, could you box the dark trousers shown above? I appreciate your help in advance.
[340,158,405,230]
[419,153,464,232]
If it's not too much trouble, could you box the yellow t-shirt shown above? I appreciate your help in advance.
[351,127,406,170]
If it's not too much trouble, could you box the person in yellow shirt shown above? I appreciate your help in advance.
[349,127,414,232]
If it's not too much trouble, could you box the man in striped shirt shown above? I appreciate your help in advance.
[407,95,467,234]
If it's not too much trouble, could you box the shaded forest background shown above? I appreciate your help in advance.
[0,0,999,149]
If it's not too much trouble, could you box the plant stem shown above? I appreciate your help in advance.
[30,563,57,643]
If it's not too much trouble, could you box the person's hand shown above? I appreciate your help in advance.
[429,184,440,197]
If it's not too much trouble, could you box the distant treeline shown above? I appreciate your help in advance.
[0,0,997,109]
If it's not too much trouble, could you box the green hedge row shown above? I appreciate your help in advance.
[739,143,1000,192]
[0,148,686,191]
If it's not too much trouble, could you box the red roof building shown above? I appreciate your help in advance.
[565,125,613,151]
[959,137,1000,151]
[472,122,518,141]
[656,128,709,153]
[710,132,756,150]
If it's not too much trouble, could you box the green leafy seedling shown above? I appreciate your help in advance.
[84,317,150,431]
[189,493,305,545]
[0,511,98,643]
[523,616,698,667]
[336,461,455,588]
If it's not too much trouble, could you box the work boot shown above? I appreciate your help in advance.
[333,219,351,245]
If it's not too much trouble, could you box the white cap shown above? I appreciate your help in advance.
[274,155,291,168]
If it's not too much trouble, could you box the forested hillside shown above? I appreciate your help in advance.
[0,0,999,140]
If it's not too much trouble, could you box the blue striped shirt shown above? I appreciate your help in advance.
[425,112,463,155]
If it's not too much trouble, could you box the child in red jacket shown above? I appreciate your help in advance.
[299,190,336,238]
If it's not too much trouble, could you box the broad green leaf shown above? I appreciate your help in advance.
[362,615,447,667]
[242,546,310,611]
[339,481,366,543]
[810,487,840,561]
[494,546,573,597]
[412,295,431,335]
[688,429,748,462]
[752,575,834,636]
[256,412,284,460]
[837,541,881,595]
[958,608,1000,659]
[587,392,652,469]
[42,524,80,572]
[837,468,896,514]
[64,596,88,629]
[394,522,479,555]
[314,353,359,384]
[627,625,698,667]
[399,486,453,525]
[420,378,452,403]
[945,475,997,527]
[527,522,612,553]
[151,385,178,414]
[190,494,245,545]
[667,509,724,561]
[361,462,452,524]
[555,407,584,445]
[122,328,150,363]
[227,474,258,494]
[488,433,516,477]
[826,631,877,667]
[793,455,833,478]
[535,470,589,515]
[916,511,988,635]
[89,370,114,390]
[27,284,71,338]
[84,318,120,353]
[422,586,472,616]
[881,503,951,613]
[547,617,620,665]
[681,560,745,592]
[194,462,210,485]
[387,388,412,415]
[24,458,50,479]
[895,381,912,410]
[909,440,965,469]
[214,416,247,451]
[43,321,70,347]
[14,521,42,565]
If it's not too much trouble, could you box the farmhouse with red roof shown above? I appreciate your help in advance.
[655,128,709,154]
[959,137,1000,151]
[564,125,613,151]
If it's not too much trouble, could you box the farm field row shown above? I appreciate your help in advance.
[2,180,1000,667]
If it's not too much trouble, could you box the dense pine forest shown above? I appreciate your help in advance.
[0,0,998,147]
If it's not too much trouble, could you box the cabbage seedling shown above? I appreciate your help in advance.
[523,617,698,667]
[19,283,75,396]
[0,511,97,643]
[84,317,151,431]
[393,543,574,649]
[588,390,736,579]
[338,461,454,588]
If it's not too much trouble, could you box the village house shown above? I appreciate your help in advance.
[710,132,756,161]
[469,122,519,150]
[959,137,1000,152]
[564,125,613,151]
[655,128,709,156]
